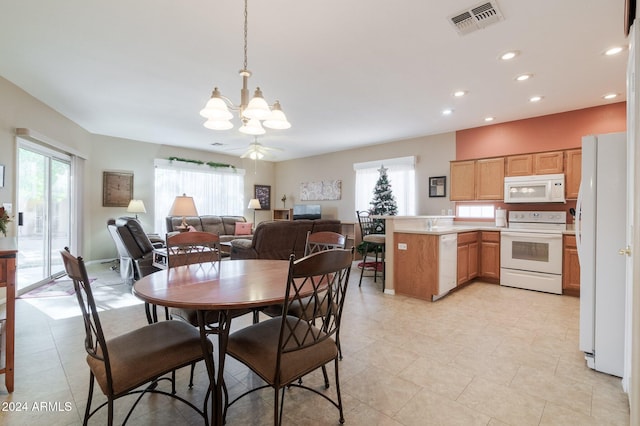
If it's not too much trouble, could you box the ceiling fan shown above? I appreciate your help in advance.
[239,137,282,160]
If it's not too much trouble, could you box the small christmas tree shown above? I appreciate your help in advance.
[369,165,398,216]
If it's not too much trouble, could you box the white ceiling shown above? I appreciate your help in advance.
[0,0,629,161]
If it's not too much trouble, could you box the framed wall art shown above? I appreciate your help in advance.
[254,184,271,210]
[429,176,446,198]
[0,164,4,187]
[103,171,134,207]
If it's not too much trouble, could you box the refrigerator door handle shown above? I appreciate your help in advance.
[576,182,583,262]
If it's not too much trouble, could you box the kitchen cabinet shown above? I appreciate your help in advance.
[450,160,476,201]
[457,232,479,285]
[479,231,500,281]
[534,151,564,174]
[476,158,504,200]
[565,148,582,199]
[563,234,580,296]
[450,157,504,201]
[505,151,564,176]
[394,233,439,300]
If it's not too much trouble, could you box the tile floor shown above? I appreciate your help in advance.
[0,261,631,425]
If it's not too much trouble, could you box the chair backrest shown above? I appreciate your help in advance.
[356,210,385,236]
[278,248,354,357]
[304,231,346,256]
[60,248,114,391]
[165,231,221,268]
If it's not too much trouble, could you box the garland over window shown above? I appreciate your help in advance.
[167,156,236,171]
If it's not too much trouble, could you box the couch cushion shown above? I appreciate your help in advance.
[222,216,247,235]
[200,215,225,235]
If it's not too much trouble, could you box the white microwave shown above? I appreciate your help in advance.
[504,174,566,203]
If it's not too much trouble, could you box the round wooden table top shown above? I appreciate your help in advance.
[132,259,295,310]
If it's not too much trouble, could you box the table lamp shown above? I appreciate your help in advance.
[247,198,261,227]
[169,194,199,229]
[126,199,146,219]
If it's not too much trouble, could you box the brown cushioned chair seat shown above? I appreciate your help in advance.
[87,320,209,395]
[227,316,337,385]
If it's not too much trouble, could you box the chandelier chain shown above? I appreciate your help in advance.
[243,0,248,70]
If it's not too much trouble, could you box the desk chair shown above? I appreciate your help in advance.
[225,248,354,425]
[60,248,211,426]
[356,211,386,291]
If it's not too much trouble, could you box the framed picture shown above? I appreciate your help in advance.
[0,164,4,188]
[254,184,271,210]
[429,176,446,197]
[103,171,134,207]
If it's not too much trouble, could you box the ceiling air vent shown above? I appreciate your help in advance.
[448,1,504,35]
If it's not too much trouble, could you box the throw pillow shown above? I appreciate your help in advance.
[235,222,252,235]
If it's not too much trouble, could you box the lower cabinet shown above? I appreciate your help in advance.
[563,234,580,296]
[457,232,479,285]
[479,231,500,281]
[394,233,440,300]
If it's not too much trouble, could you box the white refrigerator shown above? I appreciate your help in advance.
[577,132,626,377]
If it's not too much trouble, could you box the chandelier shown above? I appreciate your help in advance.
[199,0,291,135]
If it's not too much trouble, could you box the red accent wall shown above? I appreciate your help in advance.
[455,103,626,160]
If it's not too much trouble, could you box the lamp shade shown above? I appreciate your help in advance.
[243,87,272,120]
[126,199,146,214]
[263,101,291,130]
[169,194,199,217]
[239,118,266,135]
[247,198,261,209]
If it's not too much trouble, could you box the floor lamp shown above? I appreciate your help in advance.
[248,198,261,228]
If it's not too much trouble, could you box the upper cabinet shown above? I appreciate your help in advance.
[450,157,504,201]
[505,151,564,176]
[565,149,582,199]
[476,157,504,200]
[452,148,580,201]
[450,160,476,201]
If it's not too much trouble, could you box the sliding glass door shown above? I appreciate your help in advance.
[17,141,72,292]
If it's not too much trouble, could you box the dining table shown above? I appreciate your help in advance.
[132,258,313,426]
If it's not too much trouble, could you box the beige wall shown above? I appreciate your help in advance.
[0,76,275,262]
[275,132,456,223]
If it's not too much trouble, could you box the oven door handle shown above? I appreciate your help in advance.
[501,232,562,240]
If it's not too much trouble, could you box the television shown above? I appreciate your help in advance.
[293,204,321,220]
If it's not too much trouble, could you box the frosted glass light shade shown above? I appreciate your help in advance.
[243,88,271,120]
[200,88,233,120]
[239,118,266,135]
[263,101,291,129]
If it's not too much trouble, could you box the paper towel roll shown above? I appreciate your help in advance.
[495,209,507,227]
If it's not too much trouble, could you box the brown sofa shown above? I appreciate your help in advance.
[230,219,341,260]
[165,215,253,243]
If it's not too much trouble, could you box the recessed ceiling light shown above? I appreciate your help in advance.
[500,50,519,61]
[453,90,467,97]
[605,46,624,56]
[484,117,495,122]
[529,96,543,103]
[515,73,532,81]
[442,108,454,115]
[603,93,619,100]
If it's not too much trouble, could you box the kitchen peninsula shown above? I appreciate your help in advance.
[375,215,502,299]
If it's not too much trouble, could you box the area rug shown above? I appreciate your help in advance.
[19,278,95,298]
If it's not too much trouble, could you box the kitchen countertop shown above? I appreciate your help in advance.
[372,216,574,295]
